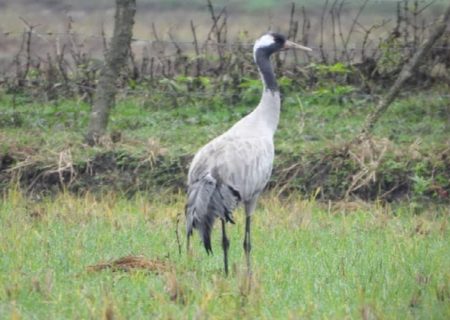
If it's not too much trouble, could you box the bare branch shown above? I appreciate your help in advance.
[319,0,330,63]
[357,4,450,142]
[343,0,369,52]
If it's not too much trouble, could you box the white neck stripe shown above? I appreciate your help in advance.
[253,34,274,61]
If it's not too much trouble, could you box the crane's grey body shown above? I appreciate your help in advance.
[185,33,311,275]
[188,90,280,200]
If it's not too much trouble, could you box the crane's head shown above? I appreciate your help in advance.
[253,32,311,61]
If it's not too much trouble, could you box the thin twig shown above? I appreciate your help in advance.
[190,20,202,77]
[319,0,330,63]
[343,0,369,53]
[175,212,182,256]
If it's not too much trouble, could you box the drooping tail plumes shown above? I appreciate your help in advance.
[186,173,240,254]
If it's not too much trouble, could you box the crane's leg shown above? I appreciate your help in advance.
[221,219,230,276]
[244,198,257,276]
[186,233,194,271]
[243,215,252,275]
[186,234,191,255]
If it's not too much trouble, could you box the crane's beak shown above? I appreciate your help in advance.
[283,40,312,52]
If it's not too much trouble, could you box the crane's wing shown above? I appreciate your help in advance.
[186,172,240,253]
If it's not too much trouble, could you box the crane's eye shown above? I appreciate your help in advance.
[272,34,286,47]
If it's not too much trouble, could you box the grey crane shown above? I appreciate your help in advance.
[185,32,311,275]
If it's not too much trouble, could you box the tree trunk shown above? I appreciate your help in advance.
[86,0,136,145]
[356,4,450,142]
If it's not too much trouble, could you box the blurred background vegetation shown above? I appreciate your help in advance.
[0,0,449,203]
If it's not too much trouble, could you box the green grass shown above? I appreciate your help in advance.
[1,189,449,318]
[1,87,449,158]
[1,83,449,200]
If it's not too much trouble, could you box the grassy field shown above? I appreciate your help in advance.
[2,85,449,157]
[1,83,449,201]
[1,189,449,319]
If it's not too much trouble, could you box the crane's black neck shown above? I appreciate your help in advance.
[254,48,278,92]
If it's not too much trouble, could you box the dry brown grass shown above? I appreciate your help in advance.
[86,255,173,273]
